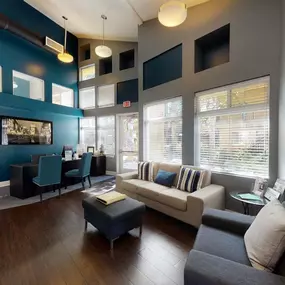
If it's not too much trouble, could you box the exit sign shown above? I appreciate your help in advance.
[123,101,131,108]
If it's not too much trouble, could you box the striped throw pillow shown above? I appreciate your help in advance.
[138,161,154,181]
[177,167,204,192]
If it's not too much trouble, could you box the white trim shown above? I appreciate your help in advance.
[106,171,116,176]
[0,180,10,187]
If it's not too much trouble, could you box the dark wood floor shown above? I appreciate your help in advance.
[0,189,196,285]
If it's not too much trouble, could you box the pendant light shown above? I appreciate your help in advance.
[95,15,112,58]
[58,16,74,63]
[158,1,187,28]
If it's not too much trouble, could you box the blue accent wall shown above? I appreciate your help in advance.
[117,79,138,104]
[143,44,182,90]
[0,0,82,181]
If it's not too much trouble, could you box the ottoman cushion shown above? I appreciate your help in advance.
[82,195,145,241]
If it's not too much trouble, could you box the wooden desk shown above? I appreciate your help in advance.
[10,156,107,199]
[10,159,81,199]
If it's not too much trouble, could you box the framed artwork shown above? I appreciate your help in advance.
[87,146,95,154]
[1,117,52,145]
[252,177,268,197]
[264,187,281,201]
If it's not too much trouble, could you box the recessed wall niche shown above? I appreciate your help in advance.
[120,49,135,70]
[79,44,91,62]
[195,24,230,73]
[99,57,112,76]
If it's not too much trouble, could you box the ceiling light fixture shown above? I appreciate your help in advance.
[158,1,187,28]
[57,16,74,63]
[95,15,112,58]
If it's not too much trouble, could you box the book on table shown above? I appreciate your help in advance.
[238,193,263,201]
[96,191,126,205]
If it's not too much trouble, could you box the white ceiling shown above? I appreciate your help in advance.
[24,0,209,42]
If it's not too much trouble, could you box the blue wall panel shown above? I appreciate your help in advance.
[0,0,81,181]
[143,44,182,90]
[117,79,138,104]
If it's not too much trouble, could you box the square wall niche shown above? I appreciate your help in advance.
[99,57,112,76]
[195,24,230,73]
[120,49,135,70]
[79,44,91,62]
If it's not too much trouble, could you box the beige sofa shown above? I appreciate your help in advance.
[116,162,225,228]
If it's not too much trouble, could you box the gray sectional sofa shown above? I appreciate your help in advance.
[184,208,285,285]
[116,162,225,228]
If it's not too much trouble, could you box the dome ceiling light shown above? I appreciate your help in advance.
[95,15,112,58]
[158,1,187,28]
[57,16,74,63]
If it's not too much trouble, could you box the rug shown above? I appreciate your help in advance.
[0,175,115,210]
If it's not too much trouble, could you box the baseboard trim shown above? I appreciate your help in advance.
[0,180,10,197]
[106,171,116,176]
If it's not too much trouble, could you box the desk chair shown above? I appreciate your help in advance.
[65,152,92,190]
[32,155,62,202]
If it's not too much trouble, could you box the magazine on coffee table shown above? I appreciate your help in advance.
[96,192,126,205]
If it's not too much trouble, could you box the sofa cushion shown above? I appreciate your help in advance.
[121,179,150,193]
[184,165,211,188]
[194,224,251,266]
[153,163,181,186]
[138,161,154,181]
[138,182,169,200]
[154,170,177,187]
[158,188,189,211]
[177,166,204,192]
[244,199,285,272]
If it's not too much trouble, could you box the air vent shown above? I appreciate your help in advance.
[45,37,64,54]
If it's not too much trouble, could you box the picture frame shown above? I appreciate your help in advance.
[264,187,281,201]
[252,177,268,197]
[87,146,95,154]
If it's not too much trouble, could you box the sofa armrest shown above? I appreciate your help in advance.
[185,250,285,285]
[116,172,138,191]
[202,208,255,236]
[186,185,225,227]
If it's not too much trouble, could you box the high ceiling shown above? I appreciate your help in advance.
[24,0,209,42]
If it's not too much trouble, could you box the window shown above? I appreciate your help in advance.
[195,77,270,178]
[144,97,182,163]
[52,84,74,107]
[80,64,95,81]
[80,117,96,147]
[79,87,95,109]
[97,84,115,108]
[13,71,44,101]
[97,116,115,156]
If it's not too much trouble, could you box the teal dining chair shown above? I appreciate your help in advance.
[64,152,93,190]
[32,155,62,202]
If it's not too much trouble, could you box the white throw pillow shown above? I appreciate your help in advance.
[244,199,285,272]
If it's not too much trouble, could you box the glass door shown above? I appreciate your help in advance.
[117,113,139,173]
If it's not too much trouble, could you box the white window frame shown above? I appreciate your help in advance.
[79,86,96,110]
[79,64,95,82]
[12,70,45,101]
[194,76,270,178]
[80,117,96,148]
[97,115,116,157]
[143,97,183,163]
[52,83,74,108]
[97,84,115,108]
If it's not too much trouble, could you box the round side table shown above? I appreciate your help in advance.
[230,192,268,215]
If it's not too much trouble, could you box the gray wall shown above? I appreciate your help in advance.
[78,39,138,172]
[138,0,282,211]
[279,0,285,180]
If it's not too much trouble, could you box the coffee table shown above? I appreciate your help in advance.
[82,194,145,250]
[230,192,268,215]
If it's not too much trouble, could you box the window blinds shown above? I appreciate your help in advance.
[195,77,270,178]
[144,97,182,163]
[80,117,96,147]
[97,84,115,108]
[79,87,95,110]
[97,116,115,156]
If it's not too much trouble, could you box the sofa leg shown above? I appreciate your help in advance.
[81,179,85,190]
[84,220,88,231]
[139,224,143,237]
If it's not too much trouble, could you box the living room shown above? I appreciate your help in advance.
[1,0,285,284]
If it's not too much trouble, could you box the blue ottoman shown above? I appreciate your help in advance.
[82,195,145,249]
